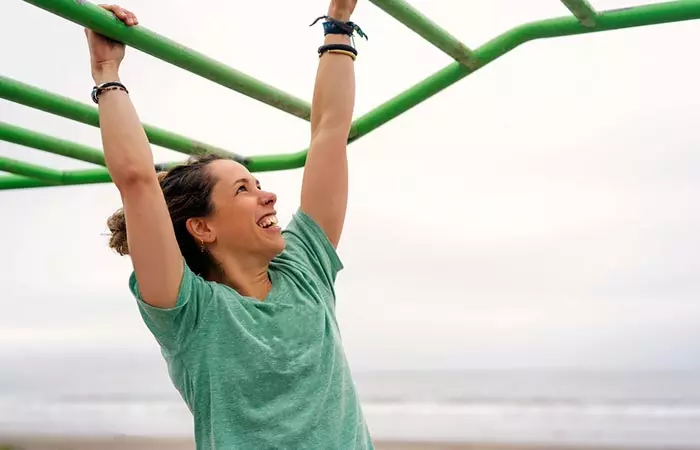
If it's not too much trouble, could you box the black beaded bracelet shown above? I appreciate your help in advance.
[91,81,129,104]
[318,43,357,57]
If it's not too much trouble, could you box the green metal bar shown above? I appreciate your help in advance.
[0,122,106,166]
[0,163,182,188]
[60,167,114,184]
[21,0,311,121]
[561,0,598,27]
[247,0,700,172]
[0,165,183,190]
[3,0,700,189]
[0,121,188,173]
[0,175,56,190]
[367,0,476,69]
[0,157,64,183]
[0,76,249,164]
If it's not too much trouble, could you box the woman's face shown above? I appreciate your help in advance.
[192,159,286,260]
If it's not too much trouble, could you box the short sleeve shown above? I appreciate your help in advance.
[281,209,344,290]
[129,262,213,355]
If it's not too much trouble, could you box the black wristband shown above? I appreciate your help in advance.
[318,43,357,57]
[91,81,128,104]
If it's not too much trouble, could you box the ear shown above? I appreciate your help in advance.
[185,217,217,245]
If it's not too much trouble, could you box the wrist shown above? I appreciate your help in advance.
[324,33,351,45]
[327,8,351,22]
[91,62,121,84]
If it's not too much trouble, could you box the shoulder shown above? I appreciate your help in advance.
[275,209,344,287]
[128,263,221,355]
[128,261,214,309]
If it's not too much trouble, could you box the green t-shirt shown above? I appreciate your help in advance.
[129,210,373,450]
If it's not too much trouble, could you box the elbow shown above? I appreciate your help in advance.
[311,118,352,142]
[113,167,158,194]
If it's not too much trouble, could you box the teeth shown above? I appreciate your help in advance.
[258,215,278,228]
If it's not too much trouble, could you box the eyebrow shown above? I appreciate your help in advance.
[233,177,260,187]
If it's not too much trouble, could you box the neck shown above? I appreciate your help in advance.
[207,252,272,301]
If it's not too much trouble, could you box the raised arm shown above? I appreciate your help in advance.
[300,0,359,248]
[88,5,182,309]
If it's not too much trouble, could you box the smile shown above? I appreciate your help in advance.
[257,214,278,229]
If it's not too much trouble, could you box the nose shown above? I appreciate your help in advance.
[259,190,277,206]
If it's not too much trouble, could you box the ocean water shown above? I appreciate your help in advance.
[1,352,700,448]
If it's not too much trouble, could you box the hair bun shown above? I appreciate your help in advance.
[107,208,129,255]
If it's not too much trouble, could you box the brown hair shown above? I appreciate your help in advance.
[107,154,223,277]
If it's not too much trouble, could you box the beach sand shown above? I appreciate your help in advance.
[0,436,638,450]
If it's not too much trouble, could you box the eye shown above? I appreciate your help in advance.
[236,185,247,194]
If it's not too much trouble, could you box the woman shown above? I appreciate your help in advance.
[87,1,370,449]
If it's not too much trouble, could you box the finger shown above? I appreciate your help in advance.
[109,6,138,26]
[97,4,138,25]
[121,9,139,26]
[124,15,137,26]
[113,6,128,20]
[101,4,130,23]
[97,4,119,14]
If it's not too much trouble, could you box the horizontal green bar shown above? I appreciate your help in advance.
[0,156,64,183]
[3,0,700,189]
[561,0,598,27]
[61,167,114,184]
[368,0,476,68]
[22,0,311,121]
[0,121,188,175]
[0,175,57,190]
[0,163,190,189]
[0,122,106,166]
[0,75,248,164]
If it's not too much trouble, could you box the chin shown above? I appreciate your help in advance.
[272,236,286,254]
[264,233,286,258]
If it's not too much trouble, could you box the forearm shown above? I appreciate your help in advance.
[93,66,156,189]
[310,16,356,138]
[300,9,358,247]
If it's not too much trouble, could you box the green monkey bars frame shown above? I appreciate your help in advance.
[2,0,700,190]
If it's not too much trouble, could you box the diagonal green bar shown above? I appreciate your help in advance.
[3,0,700,190]
[0,156,64,183]
[246,0,700,172]
[368,0,476,69]
[561,0,598,27]
[21,0,311,121]
[0,122,106,166]
[0,75,249,164]
[0,121,189,172]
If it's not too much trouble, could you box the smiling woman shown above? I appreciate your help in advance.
[90,0,370,449]
[106,154,286,281]
[183,157,285,257]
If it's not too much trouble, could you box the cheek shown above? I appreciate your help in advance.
[213,197,257,234]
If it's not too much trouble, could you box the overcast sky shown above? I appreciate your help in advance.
[1,0,698,372]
